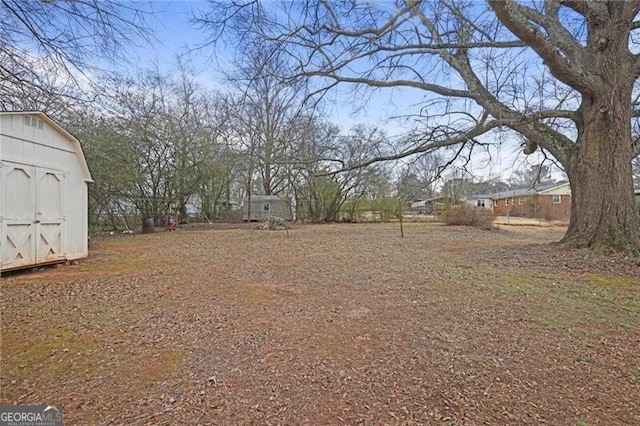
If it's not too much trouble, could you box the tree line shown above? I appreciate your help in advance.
[60,67,403,229]
[39,63,563,231]
[2,0,639,252]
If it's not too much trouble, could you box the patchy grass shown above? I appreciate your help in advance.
[1,223,639,425]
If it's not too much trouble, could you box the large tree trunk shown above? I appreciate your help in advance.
[562,83,640,253]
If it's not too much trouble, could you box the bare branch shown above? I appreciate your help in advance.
[0,0,153,110]
[488,0,594,95]
[558,0,610,19]
[305,72,472,98]
[443,45,576,164]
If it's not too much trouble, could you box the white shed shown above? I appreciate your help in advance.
[1,111,93,272]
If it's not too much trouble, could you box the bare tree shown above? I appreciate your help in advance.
[397,152,444,202]
[294,124,391,222]
[164,68,223,219]
[198,0,640,253]
[73,68,222,225]
[0,0,152,109]
[509,163,555,188]
[224,45,316,201]
[441,168,475,204]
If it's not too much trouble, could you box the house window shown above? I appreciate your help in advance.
[505,198,510,206]
[263,204,270,211]
[493,200,498,207]
[476,200,485,208]
[553,194,561,204]
[518,197,524,205]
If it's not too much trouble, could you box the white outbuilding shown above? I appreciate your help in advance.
[243,195,293,221]
[1,111,93,272]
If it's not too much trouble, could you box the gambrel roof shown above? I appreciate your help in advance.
[0,111,93,182]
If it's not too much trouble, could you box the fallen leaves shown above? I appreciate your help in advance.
[1,223,638,424]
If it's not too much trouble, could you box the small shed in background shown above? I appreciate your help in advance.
[243,195,292,221]
[410,196,455,214]
[1,111,93,272]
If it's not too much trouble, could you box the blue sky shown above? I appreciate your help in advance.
[115,1,560,182]
[121,2,214,72]
[123,1,429,126]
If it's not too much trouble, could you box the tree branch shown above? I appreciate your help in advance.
[304,72,473,98]
[488,0,595,95]
[319,122,496,175]
[321,106,576,175]
[444,46,576,165]
[558,0,610,19]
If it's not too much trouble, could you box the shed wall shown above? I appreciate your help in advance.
[243,196,292,221]
[1,114,90,271]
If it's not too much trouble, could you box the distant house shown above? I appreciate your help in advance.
[410,199,427,214]
[469,182,572,222]
[243,195,293,221]
[469,196,493,210]
[410,196,455,214]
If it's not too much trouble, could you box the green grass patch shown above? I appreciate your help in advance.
[492,272,639,331]
[586,273,639,287]
[2,325,99,377]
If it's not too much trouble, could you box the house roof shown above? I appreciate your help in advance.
[0,111,93,182]
[469,182,570,201]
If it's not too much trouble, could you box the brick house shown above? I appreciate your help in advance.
[469,182,572,222]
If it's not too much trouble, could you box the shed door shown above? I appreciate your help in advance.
[35,168,65,263]
[1,163,36,269]
[1,162,65,269]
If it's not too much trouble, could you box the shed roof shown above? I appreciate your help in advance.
[247,195,287,202]
[0,111,93,182]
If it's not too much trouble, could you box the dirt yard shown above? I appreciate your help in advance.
[1,223,639,425]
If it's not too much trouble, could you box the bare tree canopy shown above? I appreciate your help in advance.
[197,0,640,253]
[0,0,153,109]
